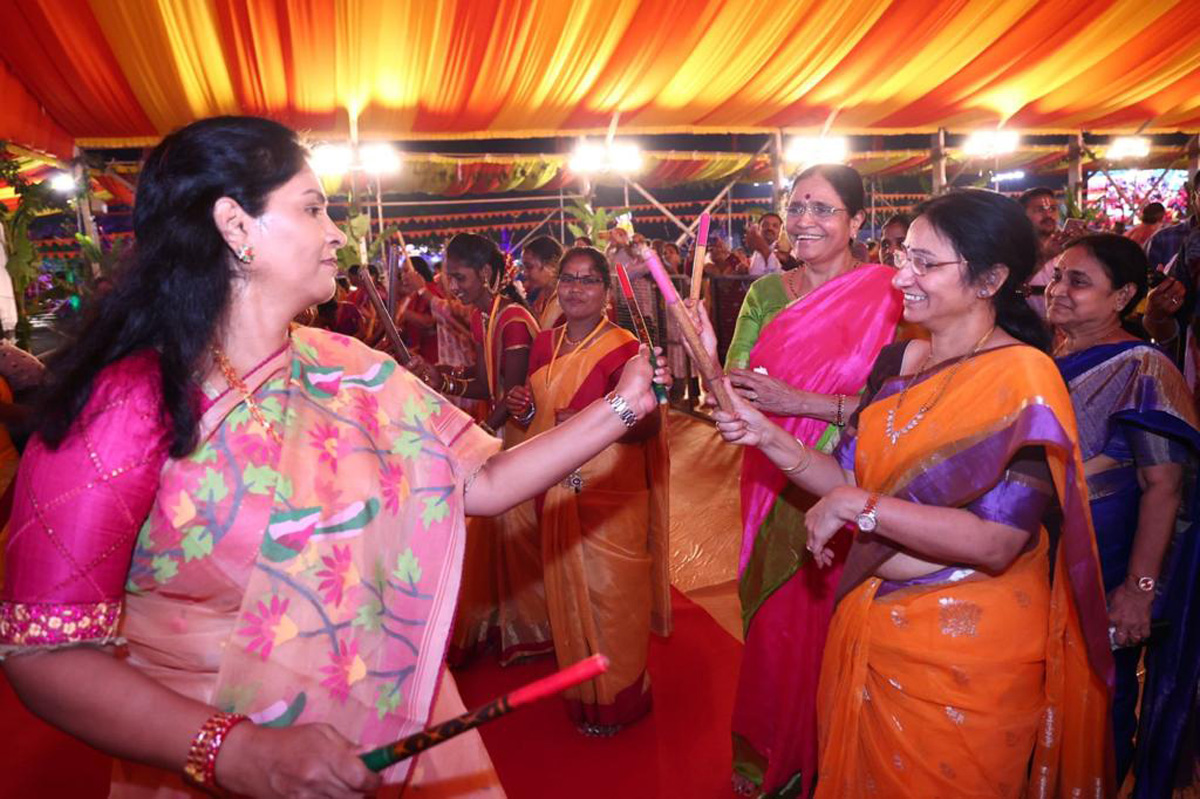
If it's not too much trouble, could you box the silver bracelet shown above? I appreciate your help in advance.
[604,392,638,428]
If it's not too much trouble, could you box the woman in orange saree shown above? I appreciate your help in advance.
[706,189,1114,797]
[507,246,670,734]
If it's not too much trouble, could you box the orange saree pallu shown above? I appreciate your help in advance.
[450,302,550,665]
[815,346,1115,798]
[527,325,671,728]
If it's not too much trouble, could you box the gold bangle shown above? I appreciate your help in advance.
[780,440,812,474]
[834,394,846,427]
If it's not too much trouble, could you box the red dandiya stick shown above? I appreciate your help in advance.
[613,264,669,406]
[359,654,610,772]
[640,246,735,412]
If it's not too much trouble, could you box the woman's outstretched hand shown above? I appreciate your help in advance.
[613,345,671,418]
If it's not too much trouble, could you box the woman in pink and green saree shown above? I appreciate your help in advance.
[0,117,668,799]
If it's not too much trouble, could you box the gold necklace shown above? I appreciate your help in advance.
[884,326,995,446]
[547,317,606,387]
[211,346,284,445]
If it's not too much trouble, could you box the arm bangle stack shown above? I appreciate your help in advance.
[834,394,846,427]
[183,711,250,791]
[780,440,812,474]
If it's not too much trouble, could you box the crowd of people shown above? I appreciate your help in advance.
[0,113,1197,799]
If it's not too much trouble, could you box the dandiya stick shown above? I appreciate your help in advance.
[360,654,610,772]
[640,247,735,412]
[613,263,669,405]
[687,212,711,305]
[353,270,413,365]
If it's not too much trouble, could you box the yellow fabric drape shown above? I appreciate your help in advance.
[4,0,1200,157]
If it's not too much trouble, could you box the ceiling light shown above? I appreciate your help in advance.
[359,143,401,175]
[962,130,1019,157]
[1107,136,1150,160]
[784,136,848,166]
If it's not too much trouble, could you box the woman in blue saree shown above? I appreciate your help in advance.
[1048,233,1200,797]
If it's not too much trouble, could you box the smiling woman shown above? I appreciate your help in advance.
[0,116,669,799]
[505,246,671,736]
[705,189,1113,796]
[1048,234,1200,793]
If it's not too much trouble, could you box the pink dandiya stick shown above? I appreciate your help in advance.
[640,246,735,412]
[613,264,669,405]
[687,212,711,304]
[360,654,609,772]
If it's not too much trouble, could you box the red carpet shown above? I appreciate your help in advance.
[453,588,743,799]
[1,590,741,799]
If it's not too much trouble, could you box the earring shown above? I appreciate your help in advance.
[977,289,990,298]
[235,244,255,264]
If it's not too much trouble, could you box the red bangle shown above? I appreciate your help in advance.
[183,711,250,791]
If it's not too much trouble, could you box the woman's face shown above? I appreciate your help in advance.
[662,243,682,268]
[556,255,608,322]
[786,175,863,265]
[522,249,557,291]
[1045,246,1131,331]
[891,216,986,329]
[444,256,491,305]
[242,166,346,311]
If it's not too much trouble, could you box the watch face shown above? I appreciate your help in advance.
[856,512,877,533]
[1137,576,1156,592]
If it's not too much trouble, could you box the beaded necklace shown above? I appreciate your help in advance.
[884,326,994,446]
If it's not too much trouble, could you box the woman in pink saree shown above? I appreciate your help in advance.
[717,165,903,798]
[0,117,668,799]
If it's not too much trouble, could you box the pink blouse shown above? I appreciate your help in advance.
[0,352,170,654]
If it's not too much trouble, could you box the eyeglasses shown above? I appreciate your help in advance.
[558,274,606,287]
[785,201,845,219]
[893,246,965,276]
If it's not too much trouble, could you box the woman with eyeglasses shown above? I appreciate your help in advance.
[504,247,670,735]
[697,188,1112,796]
[1046,234,1199,796]
[715,164,903,798]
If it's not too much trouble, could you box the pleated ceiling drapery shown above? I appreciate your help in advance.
[2,0,1199,160]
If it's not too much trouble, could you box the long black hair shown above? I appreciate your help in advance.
[915,189,1051,352]
[38,116,309,457]
[444,233,526,306]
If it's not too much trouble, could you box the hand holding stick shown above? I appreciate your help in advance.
[688,212,711,305]
[614,264,669,405]
[640,245,735,412]
[359,654,610,772]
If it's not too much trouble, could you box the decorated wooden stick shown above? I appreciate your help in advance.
[360,654,610,772]
[353,270,413,365]
[687,212,711,304]
[640,246,735,412]
[613,264,669,405]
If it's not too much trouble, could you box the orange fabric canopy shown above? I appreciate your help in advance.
[2,0,1199,160]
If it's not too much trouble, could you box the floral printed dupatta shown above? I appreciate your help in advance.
[120,327,499,792]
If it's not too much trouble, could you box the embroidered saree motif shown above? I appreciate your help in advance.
[122,328,498,785]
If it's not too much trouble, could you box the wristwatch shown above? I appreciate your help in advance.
[1130,575,1156,593]
[604,392,639,428]
[855,492,881,533]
